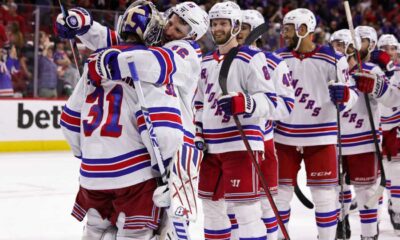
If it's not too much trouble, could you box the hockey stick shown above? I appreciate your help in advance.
[343,1,386,210]
[58,0,82,75]
[329,42,347,239]
[294,180,314,209]
[218,23,291,240]
[127,61,191,240]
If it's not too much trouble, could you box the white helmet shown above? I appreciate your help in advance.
[242,9,264,31]
[283,8,316,50]
[170,2,209,41]
[377,34,398,49]
[209,1,242,45]
[330,29,361,56]
[355,26,377,51]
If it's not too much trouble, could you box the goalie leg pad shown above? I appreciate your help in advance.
[168,145,203,221]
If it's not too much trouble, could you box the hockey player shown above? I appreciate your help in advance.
[376,34,400,235]
[60,2,185,239]
[274,8,358,240]
[194,2,278,240]
[330,28,390,240]
[55,0,209,230]
[225,9,294,240]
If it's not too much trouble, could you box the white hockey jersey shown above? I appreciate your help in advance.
[274,45,358,146]
[380,67,400,131]
[195,46,277,154]
[262,51,295,141]
[78,21,202,148]
[60,45,184,190]
[340,63,386,155]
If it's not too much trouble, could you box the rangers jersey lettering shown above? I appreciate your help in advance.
[274,45,357,146]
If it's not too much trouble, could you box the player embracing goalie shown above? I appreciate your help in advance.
[57,0,209,239]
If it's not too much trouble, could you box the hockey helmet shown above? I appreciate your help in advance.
[330,29,361,56]
[282,8,316,50]
[377,34,398,49]
[242,9,265,31]
[169,2,209,41]
[209,1,242,42]
[117,0,165,46]
[355,26,377,51]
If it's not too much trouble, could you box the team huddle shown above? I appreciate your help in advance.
[55,1,400,240]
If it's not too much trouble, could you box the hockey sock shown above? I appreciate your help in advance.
[261,197,278,240]
[115,212,155,240]
[82,208,113,240]
[275,185,294,239]
[310,187,338,240]
[354,183,379,237]
[231,201,266,240]
[227,203,239,240]
[337,184,352,220]
[387,160,400,213]
[202,199,231,240]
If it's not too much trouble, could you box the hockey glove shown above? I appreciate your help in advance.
[370,50,395,78]
[194,122,206,151]
[217,92,256,116]
[328,81,350,104]
[353,72,388,98]
[87,48,121,86]
[54,7,93,39]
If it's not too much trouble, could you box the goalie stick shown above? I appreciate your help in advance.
[218,22,291,240]
[343,1,386,210]
[57,0,82,75]
[127,61,191,240]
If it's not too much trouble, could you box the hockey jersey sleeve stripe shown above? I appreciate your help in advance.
[267,59,278,70]
[149,47,177,85]
[264,92,278,108]
[194,101,204,110]
[135,107,183,134]
[264,120,273,136]
[381,111,400,124]
[281,96,295,113]
[60,106,81,133]
[106,28,118,47]
[234,52,252,63]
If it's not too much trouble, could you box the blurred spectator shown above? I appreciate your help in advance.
[38,32,58,98]
[0,43,15,97]
[3,1,26,34]
[0,25,8,48]
[15,43,34,97]
[6,22,24,51]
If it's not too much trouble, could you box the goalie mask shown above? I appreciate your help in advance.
[117,0,165,46]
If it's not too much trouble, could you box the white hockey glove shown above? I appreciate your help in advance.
[55,7,93,39]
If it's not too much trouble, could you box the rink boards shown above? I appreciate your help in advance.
[0,99,70,152]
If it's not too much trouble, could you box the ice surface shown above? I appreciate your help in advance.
[0,151,398,240]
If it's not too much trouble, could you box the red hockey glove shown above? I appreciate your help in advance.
[217,92,256,116]
[370,50,395,78]
[353,72,388,98]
